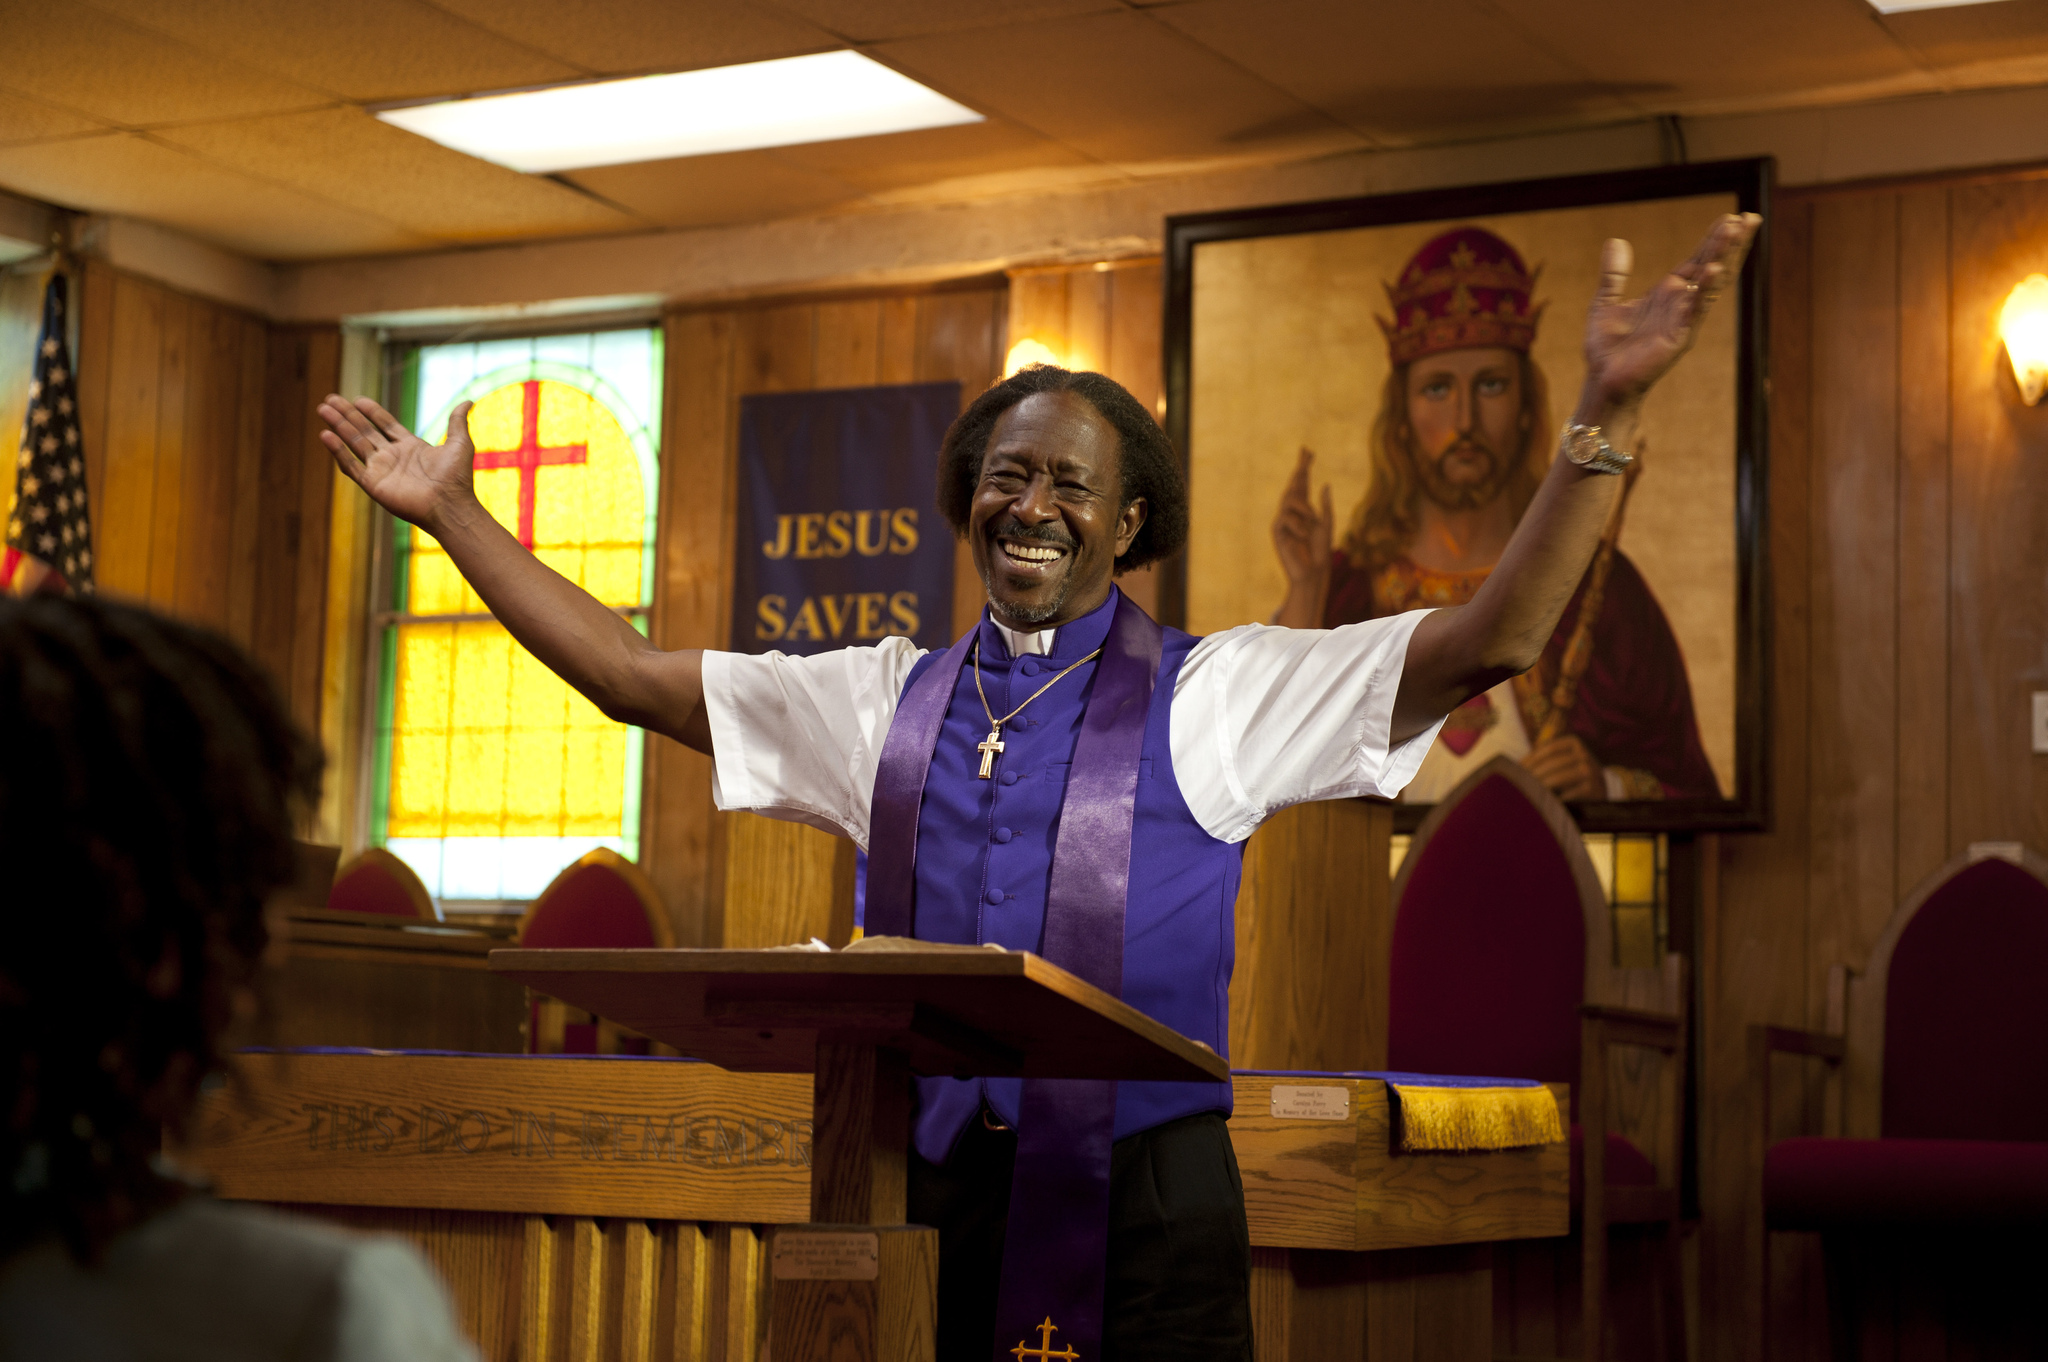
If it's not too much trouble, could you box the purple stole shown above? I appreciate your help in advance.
[866,591,1163,1362]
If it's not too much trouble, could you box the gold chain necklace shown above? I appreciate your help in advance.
[970,638,1102,779]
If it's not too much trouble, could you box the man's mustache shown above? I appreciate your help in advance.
[987,517,1078,551]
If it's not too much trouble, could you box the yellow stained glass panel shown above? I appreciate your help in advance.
[386,374,645,848]
[406,377,646,612]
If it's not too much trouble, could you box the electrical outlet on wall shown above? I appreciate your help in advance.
[2035,691,2048,754]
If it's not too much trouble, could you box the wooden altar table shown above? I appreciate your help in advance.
[182,1052,1565,1361]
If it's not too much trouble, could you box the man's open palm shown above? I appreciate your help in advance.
[317,394,478,530]
[1582,212,1760,409]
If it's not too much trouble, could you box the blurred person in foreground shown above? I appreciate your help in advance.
[0,596,478,1362]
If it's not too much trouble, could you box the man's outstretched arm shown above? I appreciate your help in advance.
[317,395,713,753]
[1389,212,1761,744]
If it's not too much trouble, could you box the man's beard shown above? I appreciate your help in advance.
[1413,437,1517,510]
[981,517,1079,624]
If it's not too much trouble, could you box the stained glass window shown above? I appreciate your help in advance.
[370,329,662,904]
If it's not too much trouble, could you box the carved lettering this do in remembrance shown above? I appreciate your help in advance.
[296,1102,814,1167]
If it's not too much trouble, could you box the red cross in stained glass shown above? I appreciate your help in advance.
[472,380,588,549]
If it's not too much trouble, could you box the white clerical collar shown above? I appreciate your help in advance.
[991,618,1056,657]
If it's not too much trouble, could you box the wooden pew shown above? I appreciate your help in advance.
[181,1052,1564,1361]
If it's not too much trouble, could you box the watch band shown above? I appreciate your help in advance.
[1558,422,1636,475]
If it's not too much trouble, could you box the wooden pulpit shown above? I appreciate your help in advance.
[489,945,1229,1362]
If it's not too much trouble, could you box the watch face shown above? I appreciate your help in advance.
[1563,429,1602,465]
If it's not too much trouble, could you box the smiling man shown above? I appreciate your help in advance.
[315,211,1755,1362]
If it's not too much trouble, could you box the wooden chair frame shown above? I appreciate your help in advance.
[519,848,674,1055]
[1745,845,2048,1362]
[1393,756,1688,1362]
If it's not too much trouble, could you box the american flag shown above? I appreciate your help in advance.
[5,273,93,595]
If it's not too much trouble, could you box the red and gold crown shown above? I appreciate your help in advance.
[1378,226,1544,366]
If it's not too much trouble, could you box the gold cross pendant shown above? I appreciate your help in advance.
[977,727,1005,779]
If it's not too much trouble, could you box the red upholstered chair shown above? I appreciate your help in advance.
[1389,756,1687,1362]
[327,847,439,921]
[1750,849,2048,1360]
[518,848,673,1055]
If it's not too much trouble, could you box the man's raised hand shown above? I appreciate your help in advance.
[1580,212,1760,413]
[317,395,479,531]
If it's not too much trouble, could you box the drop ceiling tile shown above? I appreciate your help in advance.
[770,0,1119,43]
[0,93,108,146]
[0,0,329,125]
[429,0,835,76]
[563,150,867,229]
[875,10,1358,167]
[1487,0,1922,111]
[1879,0,2048,73]
[82,0,584,104]
[0,133,432,260]
[764,117,1094,194]
[1152,0,1638,142]
[158,108,645,243]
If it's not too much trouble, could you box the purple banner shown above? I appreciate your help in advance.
[731,382,958,655]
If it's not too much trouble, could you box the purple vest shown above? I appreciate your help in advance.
[898,590,1242,1165]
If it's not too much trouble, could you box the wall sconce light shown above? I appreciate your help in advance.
[1003,337,1061,378]
[1999,274,2048,405]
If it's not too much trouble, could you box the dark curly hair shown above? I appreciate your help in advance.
[936,365,1188,575]
[0,597,322,1261]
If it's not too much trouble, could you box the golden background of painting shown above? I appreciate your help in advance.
[1187,191,1740,798]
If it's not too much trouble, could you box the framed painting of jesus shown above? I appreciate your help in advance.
[1164,158,1770,832]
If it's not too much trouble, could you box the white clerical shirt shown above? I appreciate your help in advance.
[702,608,1446,847]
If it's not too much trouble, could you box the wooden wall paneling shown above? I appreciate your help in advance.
[1895,189,1954,897]
[812,297,881,389]
[176,303,240,631]
[913,287,1005,641]
[646,309,737,946]
[74,261,115,566]
[1806,192,1901,1048]
[226,315,268,649]
[1006,268,1069,362]
[1106,261,1166,618]
[1707,197,1819,1362]
[1065,266,1113,375]
[877,296,919,385]
[734,302,816,395]
[1946,178,2048,850]
[290,330,341,730]
[145,290,190,608]
[97,273,167,598]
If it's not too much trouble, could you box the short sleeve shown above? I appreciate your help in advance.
[1169,610,1448,843]
[700,638,925,850]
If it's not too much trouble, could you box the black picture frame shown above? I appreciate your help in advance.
[1160,157,1772,833]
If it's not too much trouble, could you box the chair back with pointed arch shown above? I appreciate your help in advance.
[518,848,673,950]
[1842,849,2048,1142]
[1387,757,1598,1097]
[328,847,438,921]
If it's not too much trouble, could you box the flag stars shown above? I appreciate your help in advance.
[39,435,57,455]
[36,532,54,552]
[30,407,48,426]
[50,367,67,385]
[20,475,38,496]
[40,339,56,358]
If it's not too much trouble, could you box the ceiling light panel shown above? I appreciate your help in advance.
[377,51,982,174]
[1867,0,2015,13]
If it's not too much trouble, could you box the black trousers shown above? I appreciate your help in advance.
[906,1109,1254,1362]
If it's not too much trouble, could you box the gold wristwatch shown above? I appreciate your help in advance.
[1558,423,1636,475]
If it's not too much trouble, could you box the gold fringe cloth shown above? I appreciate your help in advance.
[1389,1082,1564,1153]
